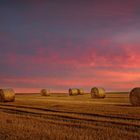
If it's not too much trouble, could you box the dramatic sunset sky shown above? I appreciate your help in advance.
[0,0,140,93]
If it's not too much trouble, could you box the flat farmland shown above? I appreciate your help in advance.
[0,93,140,140]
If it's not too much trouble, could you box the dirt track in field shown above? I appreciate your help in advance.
[0,103,140,131]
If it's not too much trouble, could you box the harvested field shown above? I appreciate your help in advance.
[0,93,140,140]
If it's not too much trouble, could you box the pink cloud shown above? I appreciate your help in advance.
[2,37,140,71]
[1,66,140,93]
[1,32,140,93]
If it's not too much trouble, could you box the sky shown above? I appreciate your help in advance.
[0,0,140,93]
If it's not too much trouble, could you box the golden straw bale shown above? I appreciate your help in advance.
[40,89,50,96]
[0,88,15,102]
[69,88,79,96]
[91,87,106,98]
[78,88,84,95]
[129,87,140,106]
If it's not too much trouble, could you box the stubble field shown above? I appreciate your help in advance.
[0,93,140,140]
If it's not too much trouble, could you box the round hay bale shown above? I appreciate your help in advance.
[78,88,84,95]
[91,87,106,98]
[69,88,79,96]
[0,88,15,102]
[40,89,50,96]
[129,87,140,106]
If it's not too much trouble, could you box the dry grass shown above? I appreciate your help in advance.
[0,93,140,140]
